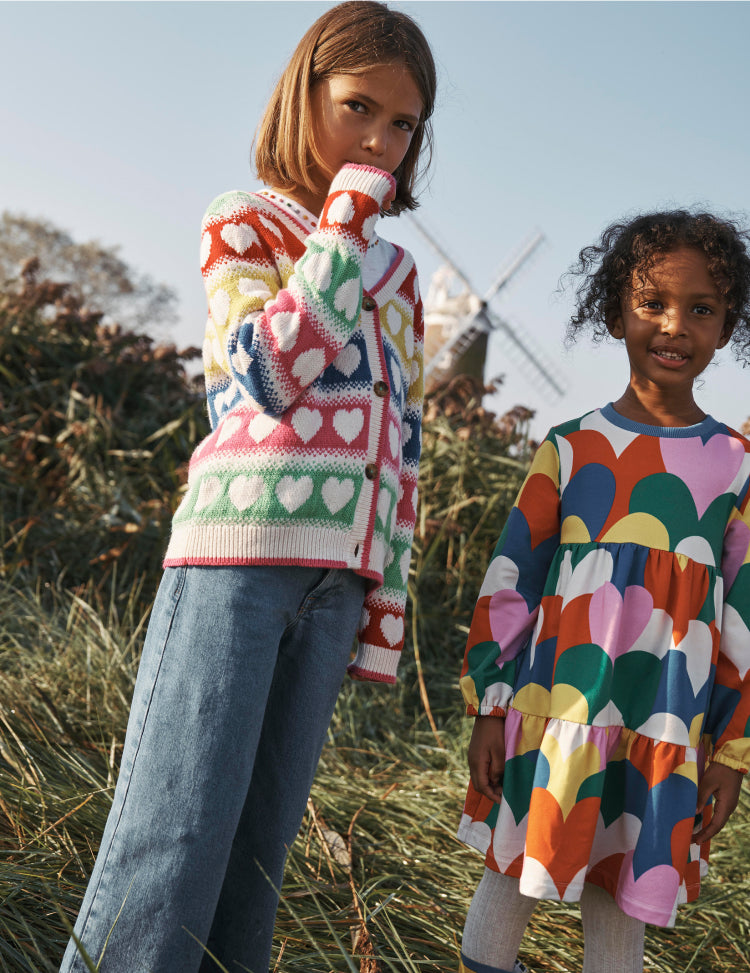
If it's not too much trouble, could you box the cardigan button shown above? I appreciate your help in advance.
[362,296,376,312]
[373,380,389,397]
[365,463,378,480]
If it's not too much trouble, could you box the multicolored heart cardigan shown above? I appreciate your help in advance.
[163,165,423,684]
[458,404,750,926]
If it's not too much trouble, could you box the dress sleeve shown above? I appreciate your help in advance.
[706,472,750,773]
[460,434,562,717]
[200,164,396,425]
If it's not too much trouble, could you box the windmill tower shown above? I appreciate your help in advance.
[412,217,566,401]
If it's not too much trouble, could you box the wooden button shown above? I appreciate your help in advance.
[362,296,376,311]
[373,380,389,397]
[365,463,378,480]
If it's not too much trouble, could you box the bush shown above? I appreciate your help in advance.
[0,259,209,608]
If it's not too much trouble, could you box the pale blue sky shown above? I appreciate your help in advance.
[3,1,749,437]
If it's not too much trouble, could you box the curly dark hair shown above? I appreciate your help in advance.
[565,209,750,365]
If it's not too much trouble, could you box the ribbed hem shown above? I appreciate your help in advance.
[163,523,383,584]
[601,402,719,438]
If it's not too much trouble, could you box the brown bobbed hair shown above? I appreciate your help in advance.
[254,1,436,217]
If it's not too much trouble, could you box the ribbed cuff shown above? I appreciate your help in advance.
[348,640,400,684]
[327,164,396,210]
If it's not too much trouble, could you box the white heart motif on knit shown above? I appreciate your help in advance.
[322,477,355,514]
[200,231,212,267]
[377,489,391,526]
[411,360,420,383]
[391,368,401,395]
[210,289,231,328]
[303,250,333,292]
[333,408,364,444]
[413,276,420,303]
[275,475,314,513]
[291,407,323,443]
[362,213,378,241]
[380,614,403,647]
[195,476,221,512]
[229,475,265,511]
[326,192,355,225]
[404,325,414,359]
[270,311,301,352]
[237,277,272,300]
[402,420,412,444]
[400,549,411,583]
[248,413,279,442]
[221,223,258,255]
[386,305,402,336]
[292,348,325,385]
[412,487,418,511]
[389,422,399,458]
[217,415,242,447]
[231,345,252,376]
[334,278,361,320]
[333,344,361,377]
[211,336,226,368]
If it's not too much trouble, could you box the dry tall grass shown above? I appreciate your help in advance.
[2,271,749,972]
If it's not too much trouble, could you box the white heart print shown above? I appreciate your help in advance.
[292,348,325,385]
[275,476,313,513]
[195,477,222,512]
[333,409,364,444]
[380,614,403,647]
[292,407,323,443]
[270,311,301,352]
[217,415,242,447]
[221,223,258,255]
[229,475,265,511]
[210,289,231,328]
[334,278,361,320]
[322,477,355,514]
[326,192,355,225]
[389,423,399,458]
[200,231,212,267]
[303,250,333,292]
[333,344,361,377]
[248,413,278,442]
[386,306,402,335]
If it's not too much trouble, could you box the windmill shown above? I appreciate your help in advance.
[411,216,566,401]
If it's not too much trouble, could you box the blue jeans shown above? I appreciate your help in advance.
[60,564,367,973]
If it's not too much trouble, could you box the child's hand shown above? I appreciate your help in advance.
[692,762,744,844]
[468,715,506,804]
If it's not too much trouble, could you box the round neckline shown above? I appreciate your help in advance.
[601,402,716,438]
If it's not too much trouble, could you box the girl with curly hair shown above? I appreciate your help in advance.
[458,209,750,973]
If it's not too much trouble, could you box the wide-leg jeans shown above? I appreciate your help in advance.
[60,563,367,973]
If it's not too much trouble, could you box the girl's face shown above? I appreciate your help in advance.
[608,247,733,396]
[308,61,423,204]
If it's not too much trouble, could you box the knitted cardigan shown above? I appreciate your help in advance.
[163,165,424,684]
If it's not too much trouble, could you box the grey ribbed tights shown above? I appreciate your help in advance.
[461,868,646,973]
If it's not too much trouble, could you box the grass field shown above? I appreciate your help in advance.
[2,286,748,973]
[1,579,749,973]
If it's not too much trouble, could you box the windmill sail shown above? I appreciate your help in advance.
[411,216,566,401]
